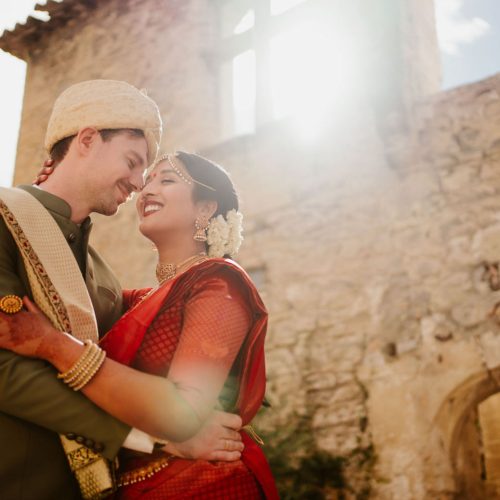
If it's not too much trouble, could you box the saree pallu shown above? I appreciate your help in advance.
[100,259,278,499]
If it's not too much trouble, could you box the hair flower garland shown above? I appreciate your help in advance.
[207,209,243,258]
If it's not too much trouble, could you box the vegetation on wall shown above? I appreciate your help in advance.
[257,414,376,499]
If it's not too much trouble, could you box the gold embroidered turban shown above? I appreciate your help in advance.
[45,80,162,165]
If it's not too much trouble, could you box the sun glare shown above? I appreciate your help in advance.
[232,50,256,135]
[226,0,358,142]
[223,0,359,142]
[271,0,307,16]
[270,23,337,121]
[234,9,255,35]
[270,19,355,142]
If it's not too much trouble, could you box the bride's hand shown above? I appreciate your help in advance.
[32,158,54,185]
[0,296,59,358]
[162,410,244,461]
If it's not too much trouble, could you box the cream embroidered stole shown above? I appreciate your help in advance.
[0,187,115,499]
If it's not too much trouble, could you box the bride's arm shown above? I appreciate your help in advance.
[0,275,250,443]
[39,331,201,442]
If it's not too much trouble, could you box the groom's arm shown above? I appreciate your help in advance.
[0,350,131,460]
[0,219,131,460]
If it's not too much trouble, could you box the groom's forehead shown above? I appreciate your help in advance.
[104,131,148,159]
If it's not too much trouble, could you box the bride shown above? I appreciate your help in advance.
[0,151,278,499]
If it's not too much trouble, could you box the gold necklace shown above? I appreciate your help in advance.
[156,252,207,284]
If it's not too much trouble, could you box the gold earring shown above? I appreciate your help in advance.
[194,217,208,242]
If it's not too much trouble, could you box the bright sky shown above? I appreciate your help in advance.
[0,0,51,187]
[435,0,500,89]
[0,0,498,187]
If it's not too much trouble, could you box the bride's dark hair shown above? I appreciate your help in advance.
[175,151,239,218]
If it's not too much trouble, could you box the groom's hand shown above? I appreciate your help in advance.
[163,410,244,461]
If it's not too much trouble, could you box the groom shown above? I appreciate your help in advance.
[0,80,242,500]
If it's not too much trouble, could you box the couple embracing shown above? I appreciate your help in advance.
[0,80,278,499]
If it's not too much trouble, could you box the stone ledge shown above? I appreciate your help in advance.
[0,0,97,60]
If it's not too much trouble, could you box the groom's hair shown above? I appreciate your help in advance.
[50,128,144,164]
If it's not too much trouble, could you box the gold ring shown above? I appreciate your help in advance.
[0,295,23,314]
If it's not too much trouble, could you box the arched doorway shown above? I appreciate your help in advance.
[434,367,500,499]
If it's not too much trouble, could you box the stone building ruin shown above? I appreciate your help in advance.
[2,0,500,497]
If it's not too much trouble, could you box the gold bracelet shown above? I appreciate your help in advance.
[57,340,106,391]
[57,339,94,381]
[71,348,106,391]
[65,343,101,387]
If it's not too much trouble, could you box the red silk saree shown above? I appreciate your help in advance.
[100,259,278,499]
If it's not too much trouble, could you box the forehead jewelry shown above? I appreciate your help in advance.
[155,153,216,192]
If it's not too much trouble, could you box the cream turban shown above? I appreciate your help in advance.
[45,80,162,165]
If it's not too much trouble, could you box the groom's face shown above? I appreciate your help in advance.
[84,130,149,216]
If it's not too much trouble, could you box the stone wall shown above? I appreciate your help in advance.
[10,0,500,497]
[199,73,500,498]
[361,74,500,498]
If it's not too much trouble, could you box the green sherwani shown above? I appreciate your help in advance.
[0,186,131,500]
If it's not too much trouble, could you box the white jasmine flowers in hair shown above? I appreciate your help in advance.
[207,215,229,258]
[207,209,243,258]
[226,209,243,256]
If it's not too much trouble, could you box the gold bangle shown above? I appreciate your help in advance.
[57,339,94,381]
[57,340,106,391]
[72,349,106,391]
[65,343,101,387]
[69,347,105,391]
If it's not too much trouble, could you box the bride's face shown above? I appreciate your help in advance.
[136,158,200,241]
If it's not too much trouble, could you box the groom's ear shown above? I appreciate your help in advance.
[74,127,100,157]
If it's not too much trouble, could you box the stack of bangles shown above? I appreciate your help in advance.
[57,339,106,391]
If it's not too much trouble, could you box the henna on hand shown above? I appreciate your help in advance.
[0,312,44,355]
[0,300,59,358]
